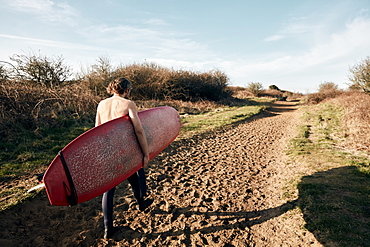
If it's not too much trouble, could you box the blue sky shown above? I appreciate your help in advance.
[1,0,370,93]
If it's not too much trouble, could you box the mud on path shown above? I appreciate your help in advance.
[1,101,322,246]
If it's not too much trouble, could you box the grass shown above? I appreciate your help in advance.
[0,122,93,179]
[285,102,370,246]
[179,104,267,138]
[0,186,39,212]
[0,120,94,212]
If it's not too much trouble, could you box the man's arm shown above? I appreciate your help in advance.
[128,101,150,167]
[95,104,102,127]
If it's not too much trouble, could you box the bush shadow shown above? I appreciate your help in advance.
[298,166,370,246]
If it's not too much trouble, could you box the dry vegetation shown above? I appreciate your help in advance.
[0,59,235,146]
[302,81,370,155]
[229,86,302,101]
[0,80,99,139]
[329,91,370,154]
[81,60,232,102]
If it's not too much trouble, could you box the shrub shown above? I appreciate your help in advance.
[1,54,235,146]
[247,82,263,96]
[114,62,173,100]
[9,52,72,88]
[261,89,283,98]
[349,56,370,93]
[318,82,338,93]
[0,62,12,81]
[269,85,280,90]
[0,80,99,142]
[0,65,7,81]
[229,86,253,99]
[305,82,343,104]
[165,69,231,101]
[82,62,232,102]
[79,56,117,97]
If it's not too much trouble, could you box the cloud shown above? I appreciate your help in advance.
[299,16,370,66]
[286,17,368,68]
[264,15,321,44]
[79,24,213,61]
[359,8,369,14]
[6,0,54,12]
[4,0,78,26]
[81,24,159,42]
[144,18,169,26]
[264,35,284,42]
[0,34,97,50]
[217,16,370,90]
[282,22,321,35]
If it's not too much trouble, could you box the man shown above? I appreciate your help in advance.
[95,77,153,239]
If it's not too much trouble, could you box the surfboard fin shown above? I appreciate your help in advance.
[59,150,78,206]
[63,181,78,206]
[27,183,45,193]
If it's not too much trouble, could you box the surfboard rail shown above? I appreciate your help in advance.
[43,106,181,206]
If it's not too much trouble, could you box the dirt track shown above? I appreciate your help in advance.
[0,101,322,246]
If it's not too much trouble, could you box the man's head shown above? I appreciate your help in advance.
[107,77,132,95]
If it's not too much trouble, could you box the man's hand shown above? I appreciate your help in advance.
[142,154,149,168]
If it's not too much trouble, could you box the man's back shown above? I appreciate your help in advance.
[96,95,132,125]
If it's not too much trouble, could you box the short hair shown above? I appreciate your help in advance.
[107,78,132,95]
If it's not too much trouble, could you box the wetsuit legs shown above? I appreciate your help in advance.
[102,187,116,229]
[127,168,147,202]
[102,168,148,230]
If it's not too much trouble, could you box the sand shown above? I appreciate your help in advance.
[0,101,322,246]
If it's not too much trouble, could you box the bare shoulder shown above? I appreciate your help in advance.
[127,99,136,107]
[127,100,140,116]
[98,97,110,105]
[97,98,106,109]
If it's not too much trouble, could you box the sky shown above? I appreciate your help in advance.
[0,0,370,93]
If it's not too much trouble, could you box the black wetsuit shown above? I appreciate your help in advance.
[102,168,147,229]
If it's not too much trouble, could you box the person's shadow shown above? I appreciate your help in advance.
[112,199,298,244]
[298,166,370,246]
[111,167,370,246]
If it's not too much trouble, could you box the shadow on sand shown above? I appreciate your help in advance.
[112,166,370,246]
[110,199,298,244]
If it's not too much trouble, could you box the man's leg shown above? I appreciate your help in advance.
[127,168,152,211]
[127,168,147,199]
[102,187,116,238]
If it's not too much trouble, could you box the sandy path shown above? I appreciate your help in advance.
[0,101,322,246]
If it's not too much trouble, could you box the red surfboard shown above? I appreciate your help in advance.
[43,106,181,206]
